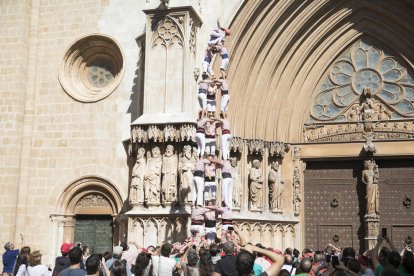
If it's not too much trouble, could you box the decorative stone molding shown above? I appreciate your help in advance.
[304,120,414,143]
[76,194,111,208]
[152,16,184,48]
[293,166,302,216]
[59,34,124,103]
[131,124,197,144]
[230,137,244,153]
[247,139,265,155]
[267,141,291,157]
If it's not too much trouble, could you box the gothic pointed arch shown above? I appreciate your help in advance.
[225,0,414,142]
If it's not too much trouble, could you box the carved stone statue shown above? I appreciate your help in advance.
[249,159,263,210]
[178,145,195,203]
[144,146,162,204]
[361,88,375,120]
[362,160,379,215]
[363,132,376,153]
[131,147,146,204]
[230,157,241,209]
[269,161,284,211]
[162,145,178,203]
[293,167,301,216]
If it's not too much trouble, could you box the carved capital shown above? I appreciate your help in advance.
[230,137,244,153]
[247,139,265,155]
[268,141,290,157]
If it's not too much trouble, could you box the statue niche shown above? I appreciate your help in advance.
[269,160,284,212]
[145,146,162,204]
[131,147,146,204]
[249,159,264,210]
[162,144,178,203]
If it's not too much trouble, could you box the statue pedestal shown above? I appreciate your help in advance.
[364,214,380,250]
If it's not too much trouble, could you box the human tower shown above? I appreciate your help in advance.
[190,19,234,243]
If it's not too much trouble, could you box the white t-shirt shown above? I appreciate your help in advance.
[27,265,49,276]
[150,256,176,276]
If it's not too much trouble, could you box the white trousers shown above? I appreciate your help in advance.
[205,137,216,155]
[204,180,217,200]
[193,176,204,206]
[195,133,205,157]
[202,61,214,76]
[207,99,216,112]
[220,58,229,71]
[198,93,207,109]
[221,133,231,160]
[221,94,230,112]
[190,225,204,235]
[222,177,233,209]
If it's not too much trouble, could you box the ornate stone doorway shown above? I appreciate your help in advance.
[50,177,124,262]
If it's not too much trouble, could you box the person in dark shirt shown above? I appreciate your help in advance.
[2,242,20,276]
[212,241,237,276]
[53,243,73,276]
[59,247,86,276]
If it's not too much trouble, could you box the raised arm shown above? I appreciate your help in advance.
[384,235,398,253]
[370,236,383,269]
[243,244,284,275]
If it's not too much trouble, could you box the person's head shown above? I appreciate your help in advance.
[110,260,127,276]
[21,246,31,256]
[199,252,214,275]
[202,73,208,80]
[252,159,260,169]
[29,251,42,267]
[207,200,215,207]
[69,246,83,265]
[133,252,151,276]
[347,258,361,273]
[209,243,220,256]
[120,242,128,252]
[4,242,14,250]
[160,243,172,257]
[230,157,237,167]
[284,254,293,265]
[60,243,72,256]
[388,251,402,269]
[379,247,391,265]
[284,247,292,256]
[278,269,291,276]
[293,248,300,258]
[187,249,199,267]
[236,250,256,276]
[113,246,123,259]
[82,245,90,256]
[86,254,101,275]
[223,241,234,255]
[183,145,192,159]
[299,258,312,273]
[103,251,112,262]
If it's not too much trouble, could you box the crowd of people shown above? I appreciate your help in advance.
[3,229,414,276]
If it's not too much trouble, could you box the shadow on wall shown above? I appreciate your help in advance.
[127,38,145,123]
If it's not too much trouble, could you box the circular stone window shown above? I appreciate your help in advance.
[59,34,124,102]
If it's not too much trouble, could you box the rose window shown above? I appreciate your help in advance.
[310,39,414,122]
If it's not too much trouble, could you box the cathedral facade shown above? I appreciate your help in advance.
[1,0,414,267]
